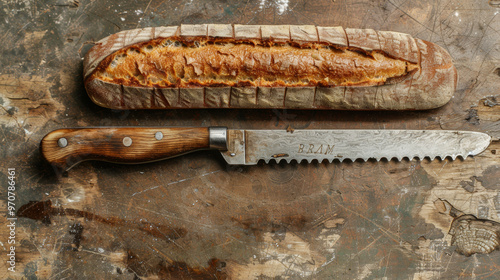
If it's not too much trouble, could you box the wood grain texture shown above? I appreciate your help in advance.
[1,0,499,279]
[40,127,210,171]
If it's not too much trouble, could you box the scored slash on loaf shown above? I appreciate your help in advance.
[84,24,457,110]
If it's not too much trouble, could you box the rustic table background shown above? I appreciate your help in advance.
[1,0,499,279]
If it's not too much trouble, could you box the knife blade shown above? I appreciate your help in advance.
[40,127,491,171]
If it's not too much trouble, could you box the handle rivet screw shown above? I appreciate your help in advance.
[123,137,133,147]
[57,138,68,148]
[155,132,163,140]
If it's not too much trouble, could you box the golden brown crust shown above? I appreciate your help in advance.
[89,38,415,88]
[83,24,457,110]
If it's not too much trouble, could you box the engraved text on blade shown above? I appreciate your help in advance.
[298,144,335,155]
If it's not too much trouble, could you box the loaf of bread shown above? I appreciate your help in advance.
[84,24,457,110]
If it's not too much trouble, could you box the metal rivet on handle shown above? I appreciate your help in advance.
[123,137,132,147]
[57,138,68,148]
[155,131,163,140]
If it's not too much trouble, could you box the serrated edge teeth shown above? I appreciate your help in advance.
[260,154,472,164]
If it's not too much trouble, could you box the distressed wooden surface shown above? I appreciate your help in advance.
[0,0,499,279]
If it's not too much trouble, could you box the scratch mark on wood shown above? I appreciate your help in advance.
[103,198,219,229]
[472,13,498,58]
[387,0,438,36]
[351,235,383,259]
[332,198,403,245]
[131,169,221,197]
[136,0,153,29]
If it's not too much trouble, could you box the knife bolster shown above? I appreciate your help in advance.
[209,127,228,150]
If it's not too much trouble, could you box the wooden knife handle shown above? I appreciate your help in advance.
[40,127,217,171]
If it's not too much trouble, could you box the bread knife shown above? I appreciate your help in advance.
[40,127,491,171]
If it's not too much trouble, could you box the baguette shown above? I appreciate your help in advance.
[84,24,457,110]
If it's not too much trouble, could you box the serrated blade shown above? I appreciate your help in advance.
[220,129,491,165]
